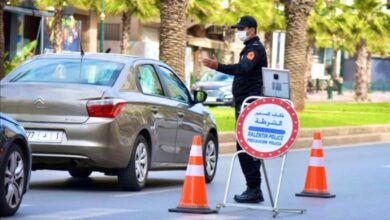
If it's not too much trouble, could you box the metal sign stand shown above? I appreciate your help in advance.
[216,96,305,217]
[216,151,305,218]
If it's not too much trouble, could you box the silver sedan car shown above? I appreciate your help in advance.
[0,53,218,191]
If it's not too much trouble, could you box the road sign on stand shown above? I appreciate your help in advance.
[236,97,299,159]
[217,97,306,218]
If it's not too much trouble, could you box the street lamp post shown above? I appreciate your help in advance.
[99,0,105,53]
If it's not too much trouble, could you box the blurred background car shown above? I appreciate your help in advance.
[0,113,31,217]
[192,70,234,106]
[0,53,218,191]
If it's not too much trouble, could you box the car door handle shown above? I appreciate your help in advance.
[151,106,158,114]
[177,112,184,118]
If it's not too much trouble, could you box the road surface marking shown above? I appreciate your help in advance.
[171,214,241,220]
[10,208,134,220]
[20,204,33,207]
[383,164,390,168]
[113,187,181,198]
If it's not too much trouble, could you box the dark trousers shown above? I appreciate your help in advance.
[235,98,262,189]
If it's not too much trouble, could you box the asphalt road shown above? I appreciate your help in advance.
[4,142,390,220]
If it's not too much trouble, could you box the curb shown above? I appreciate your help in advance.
[218,124,390,154]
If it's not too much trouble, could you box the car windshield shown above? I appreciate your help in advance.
[10,58,124,86]
[200,71,233,82]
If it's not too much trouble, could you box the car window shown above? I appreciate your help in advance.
[137,65,164,96]
[9,58,124,86]
[158,66,190,103]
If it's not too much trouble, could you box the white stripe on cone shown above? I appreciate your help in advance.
[190,145,203,157]
[185,165,204,177]
[312,140,323,149]
[309,157,325,167]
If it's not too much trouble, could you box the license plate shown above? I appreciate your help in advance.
[26,130,64,143]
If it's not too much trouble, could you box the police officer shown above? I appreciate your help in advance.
[202,15,267,203]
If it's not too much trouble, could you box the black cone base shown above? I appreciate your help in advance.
[169,207,218,214]
[295,191,336,198]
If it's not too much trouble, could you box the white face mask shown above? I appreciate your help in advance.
[236,31,248,42]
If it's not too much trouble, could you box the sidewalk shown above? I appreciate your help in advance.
[218,92,390,154]
[306,90,390,103]
[218,124,390,154]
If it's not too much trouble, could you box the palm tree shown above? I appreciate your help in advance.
[208,0,285,66]
[283,0,315,111]
[0,0,5,79]
[35,0,87,53]
[206,0,241,64]
[104,0,159,54]
[305,0,356,95]
[159,0,188,81]
[342,0,390,101]
[246,0,285,67]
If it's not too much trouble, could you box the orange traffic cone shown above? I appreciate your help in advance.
[296,132,335,198]
[169,135,218,214]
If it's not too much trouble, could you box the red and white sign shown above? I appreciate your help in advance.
[236,97,299,159]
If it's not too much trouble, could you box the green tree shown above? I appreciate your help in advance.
[306,0,356,94]
[187,0,221,23]
[35,0,88,53]
[159,0,188,81]
[341,0,390,101]
[207,0,242,64]
[103,0,159,54]
[207,0,284,66]
[1,0,21,79]
[240,0,285,67]
[283,0,315,111]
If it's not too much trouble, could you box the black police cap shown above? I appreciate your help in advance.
[231,16,257,29]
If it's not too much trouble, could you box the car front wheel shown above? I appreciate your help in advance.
[118,135,149,191]
[0,144,27,217]
[204,134,218,183]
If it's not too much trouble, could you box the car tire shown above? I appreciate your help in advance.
[0,144,27,217]
[118,135,149,191]
[203,133,218,183]
[68,170,92,178]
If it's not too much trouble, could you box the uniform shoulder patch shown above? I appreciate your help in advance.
[246,51,255,61]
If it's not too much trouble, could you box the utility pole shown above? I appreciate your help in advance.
[99,0,105,52]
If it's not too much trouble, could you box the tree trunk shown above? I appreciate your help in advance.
[354,40,369,102]
[366,52,372,91]
[283,0,315,111]
[331,48,338,79]
[53,7,63,53]
[0,2,5,79]
[222,26,233,64]
[305,44,314,97]
[159,0,188,82]
[120,11,133,54]
[264,31,272,67]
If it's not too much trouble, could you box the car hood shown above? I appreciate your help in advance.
[0,112,18,125]
[194,81,232,90]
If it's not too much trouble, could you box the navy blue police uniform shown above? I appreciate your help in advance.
[216,16,268,203]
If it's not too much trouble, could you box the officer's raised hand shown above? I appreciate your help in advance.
[202,55,218,70]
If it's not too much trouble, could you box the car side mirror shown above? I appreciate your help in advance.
[193,90,207,104]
